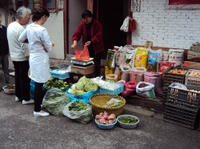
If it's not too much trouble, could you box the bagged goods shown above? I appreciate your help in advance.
[129,67,146,82]
[135,47,148,68]
[63,101,92,124]
[42,88,70,116]
[136,82,155,99]
[159,61,175,74]
[162,51,169,61]
[168,49,184,66]
[147,49,162,72]
[187,50,200,62]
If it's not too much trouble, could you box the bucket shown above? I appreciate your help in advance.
[129,67,146,82]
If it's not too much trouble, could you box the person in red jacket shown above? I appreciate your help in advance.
[71,10,104,76]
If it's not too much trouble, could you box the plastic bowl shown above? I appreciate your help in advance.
[117,114,140,129]
[95,118,117,130]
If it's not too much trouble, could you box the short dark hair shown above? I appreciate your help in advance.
[32,8,49,22]
[81,10,92,19]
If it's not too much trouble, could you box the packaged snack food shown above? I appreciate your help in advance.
[135,47,148,68]
[147,49,162,72]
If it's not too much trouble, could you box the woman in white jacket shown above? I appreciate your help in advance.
[19,8,54,117]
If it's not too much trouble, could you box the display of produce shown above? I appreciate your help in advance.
[118,116,138,124]
[69,101,87,111]
[188,71,200,78]
[42,88,70,116]
[44,78,70,91]
[95,111,116,124]
[168,69,187,75]
[68,76,98,95]
[117,114,140,129]
[104,98,124,108]
[63,101,93,124]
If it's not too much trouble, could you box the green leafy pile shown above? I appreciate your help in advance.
[44,78,70,91]
[68,76,98,95]
[69,101,87,111]
[119,116,138,124]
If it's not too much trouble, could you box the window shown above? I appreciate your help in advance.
[15,0,57,10]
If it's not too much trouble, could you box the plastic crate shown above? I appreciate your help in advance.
[163,66,187,97]
[185,69,200,90]
[50,67,70,80]
[167,86,200,109]
[164,102,199,129]
[66,89,98,104]
[98,82,124,95]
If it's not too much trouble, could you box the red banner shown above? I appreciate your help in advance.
[169,0,200,5]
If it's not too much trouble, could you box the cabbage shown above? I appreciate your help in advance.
[69,76,98,95]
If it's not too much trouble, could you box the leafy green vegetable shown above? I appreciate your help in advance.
[44,78,70,91]
[69,101,87,111]
[106,102,124,108]
[68,76,98,95]
[119,116,138,124]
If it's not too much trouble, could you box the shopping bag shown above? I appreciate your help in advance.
[75,46,90,60]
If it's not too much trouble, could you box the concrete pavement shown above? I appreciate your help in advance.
[0,66,200,149]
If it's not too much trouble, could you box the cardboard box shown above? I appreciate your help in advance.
[71,64,95,75]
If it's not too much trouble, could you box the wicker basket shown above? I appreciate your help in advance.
[89,93,126,116]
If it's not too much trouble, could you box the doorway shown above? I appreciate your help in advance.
[94,0,129,55]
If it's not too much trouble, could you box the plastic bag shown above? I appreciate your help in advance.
[120,16,130,32]
[169,82,187,90]
[136,82,155,99]
[63,101,92,124]
[124,45,136,68]
[147,49,162,72]
[42,88,70,116]
[135,47,148,68]
[75,45,90,60]
[168,49,184,66]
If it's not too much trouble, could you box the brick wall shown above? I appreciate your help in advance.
[132,0,200,49]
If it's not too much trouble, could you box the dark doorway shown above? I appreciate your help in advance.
[94,0,128,55]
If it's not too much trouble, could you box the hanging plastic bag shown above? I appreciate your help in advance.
[120,16,130,32]
[42,88,70,116]
[75,45,90,60]
[63,101,93,124]
[136,82,155,99]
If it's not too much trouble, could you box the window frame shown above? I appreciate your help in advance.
[15,0,57,10]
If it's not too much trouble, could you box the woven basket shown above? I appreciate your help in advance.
[89,93,126,116]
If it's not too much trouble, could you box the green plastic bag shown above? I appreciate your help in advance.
[42,88,70,116]
[62,101,93,124]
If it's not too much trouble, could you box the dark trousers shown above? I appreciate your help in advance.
[34,82,45,112]
[88,47,101,77]
[13,61,30,101]
[0,54,9,83]
[93,54,101,77]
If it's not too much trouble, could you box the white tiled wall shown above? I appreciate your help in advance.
[132,0,200,49]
